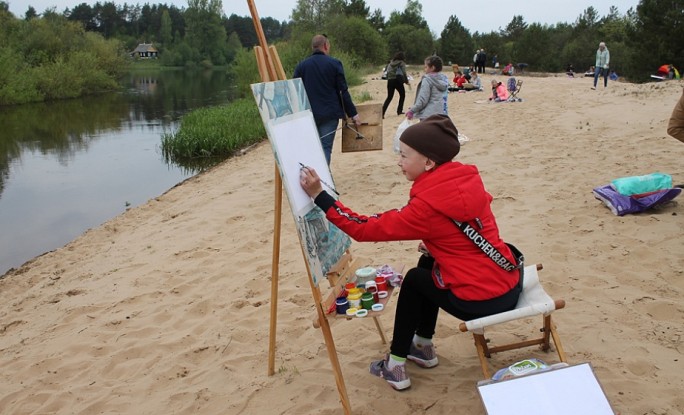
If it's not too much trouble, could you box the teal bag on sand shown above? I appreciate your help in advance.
[610,173,672,196]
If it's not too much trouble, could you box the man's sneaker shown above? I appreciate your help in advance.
[369,356,411,390]
[407,342,439,368]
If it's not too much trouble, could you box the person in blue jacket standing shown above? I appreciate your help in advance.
[294,34,361,165]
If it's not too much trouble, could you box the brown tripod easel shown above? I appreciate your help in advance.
[246,1,356,413]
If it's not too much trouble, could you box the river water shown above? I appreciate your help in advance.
[0,69,237,275]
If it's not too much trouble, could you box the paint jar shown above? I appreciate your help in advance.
[348,287,362,297]
[366,284,379,303]
[378,272,393,284]
[355,267,377,286]
[361,292,375,310]
[347,292,362,309]
[374,276,388,292]
[365,281,377,292]
[344,282,356,293]
[335,297,349,315]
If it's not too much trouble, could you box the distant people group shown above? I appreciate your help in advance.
[655,64,680,80]
[473,49,487,74]
[448,65,482,92]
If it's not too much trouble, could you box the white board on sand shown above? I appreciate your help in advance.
[477,363,615,415]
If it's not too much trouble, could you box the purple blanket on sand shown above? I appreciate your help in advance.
[593,185,681,216]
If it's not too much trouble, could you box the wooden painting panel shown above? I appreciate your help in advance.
[341,103,383,152]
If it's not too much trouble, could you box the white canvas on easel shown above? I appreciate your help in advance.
[269,111,333,217]
[477,363,614,415]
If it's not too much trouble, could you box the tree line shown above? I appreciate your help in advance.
[1,0,681,105]
[16,0,683,77]
[0,5,128,105]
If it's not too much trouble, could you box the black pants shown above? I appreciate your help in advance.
[389,255,522,358]
[382,78,406,117]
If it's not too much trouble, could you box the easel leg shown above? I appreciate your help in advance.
[267,167,282,376]
[316,305,352,415]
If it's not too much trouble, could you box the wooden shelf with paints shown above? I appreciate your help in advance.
[319,252,404,320]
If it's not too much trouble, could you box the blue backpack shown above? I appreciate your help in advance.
[507,77,517,93]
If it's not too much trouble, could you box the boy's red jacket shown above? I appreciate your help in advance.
[314,161,519,301]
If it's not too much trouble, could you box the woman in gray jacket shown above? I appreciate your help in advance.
[406,55,449,121]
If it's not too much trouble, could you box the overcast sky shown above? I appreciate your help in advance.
[9,0,641,34]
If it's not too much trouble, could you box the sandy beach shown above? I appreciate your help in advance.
[1,71,683,414]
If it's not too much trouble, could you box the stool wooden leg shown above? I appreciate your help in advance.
[550,319,568,362]
[541,315,552,352]
[473,333,491,378]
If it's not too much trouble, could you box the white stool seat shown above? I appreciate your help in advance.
[464,265,559,334]
[459,264,567,379]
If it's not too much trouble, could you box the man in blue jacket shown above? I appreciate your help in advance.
[294,34,361,165]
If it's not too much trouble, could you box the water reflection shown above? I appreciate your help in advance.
[0,68,237,275]
[0,94,128,197]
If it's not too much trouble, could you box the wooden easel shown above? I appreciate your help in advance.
[247,1,355,413]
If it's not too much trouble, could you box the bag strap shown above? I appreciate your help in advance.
[451,218,521,272]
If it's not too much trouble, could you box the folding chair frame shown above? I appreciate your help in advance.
[509,79,523,101]
[459,264,568,379]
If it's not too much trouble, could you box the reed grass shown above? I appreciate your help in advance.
[161,98,266,161]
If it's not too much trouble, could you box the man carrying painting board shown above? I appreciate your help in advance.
[294,34,361,165]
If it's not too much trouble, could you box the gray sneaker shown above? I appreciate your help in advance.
[407,342,439,368]
[369,356,411,390]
